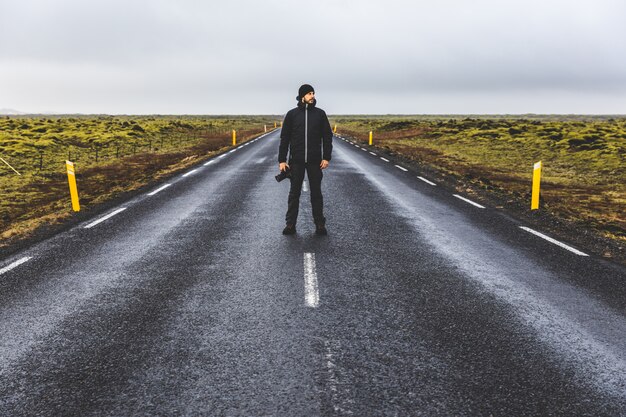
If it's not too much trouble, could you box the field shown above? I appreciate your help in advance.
[0,115,279,247]
[330,115,625,260]
[2,114,625,262]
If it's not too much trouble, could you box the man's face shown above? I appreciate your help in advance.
[303,91,315,104]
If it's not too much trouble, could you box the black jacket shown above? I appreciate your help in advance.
[278,99,333,164]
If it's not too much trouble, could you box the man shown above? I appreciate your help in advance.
[278,84,333,235]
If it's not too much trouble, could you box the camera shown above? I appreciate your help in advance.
[275,167,292,182]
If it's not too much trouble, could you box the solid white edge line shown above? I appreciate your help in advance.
[182,169,198,177]
[453,194,486,209]
[380,157,390,162]
[520,226,589,256]
[148,183,171,196]
[369,152,377,156]
[304,252,320,308]
[0,256,32,276]
[84,207,127,229]
[417,176,437,186]
[395,165,408,172]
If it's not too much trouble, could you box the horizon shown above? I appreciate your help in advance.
[2,110,626,118]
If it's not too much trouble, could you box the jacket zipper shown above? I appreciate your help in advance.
[305,103,308,163]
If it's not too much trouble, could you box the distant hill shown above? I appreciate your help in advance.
[0,108,62,115]
[0,108,26,115]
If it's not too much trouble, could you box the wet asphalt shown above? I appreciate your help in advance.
[0,130,625,416]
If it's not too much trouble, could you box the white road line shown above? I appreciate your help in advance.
[182,169,198,177]
[453,194,486,209]
[302,180,309,192]
[228,149,236,153]
[324,340,351,414]
[380,157,390,162]
[369,152,377,156]
[395,165,408,172]
[0,257,32,276]
[203,160,215,166]
[84,208,127,229]
[361,148,368,151]
[520,226,589,256]
[148,183,171,196]
[217,154,227,159]
[304,253,319,308]
[417,176,437,186]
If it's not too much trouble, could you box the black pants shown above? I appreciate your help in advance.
[286,161,325,225]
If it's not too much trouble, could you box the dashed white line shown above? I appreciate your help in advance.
[203,160,215,166]
[0,257,32,276]
[520,226,589,256]
[417,176,437,186]
[228,149,236,153]
[148,183,171,196]
[324,339,351,414]
[369,152,377,156]
[182,169,198,177]
[361,148,368,151]
[380,157,390,162]
[217,154,227,159]
[453,194,486,209]
[304,253,319,308]
[84,207,127,229]
[302,181,309,192]
[395,165,408,172]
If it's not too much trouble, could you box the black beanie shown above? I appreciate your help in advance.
[298,84,315,100]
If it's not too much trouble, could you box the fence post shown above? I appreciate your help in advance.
[0,156,21,175]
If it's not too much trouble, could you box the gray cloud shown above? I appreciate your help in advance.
[1,0,625,114]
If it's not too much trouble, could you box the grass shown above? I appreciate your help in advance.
[3,114,624,262]
[330,115,626,258]
[1,115,280,247]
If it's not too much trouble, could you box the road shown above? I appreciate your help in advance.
[1,129,625,416]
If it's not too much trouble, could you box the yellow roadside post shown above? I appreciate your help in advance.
[334,124,337,133]
[232,130,237,146]
[66,161,80,212]
[531,161,542,210]
[264,125,267,133]
[369,131,373,146]
[275,122,277,128]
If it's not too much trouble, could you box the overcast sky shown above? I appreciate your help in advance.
[1,0,625,114]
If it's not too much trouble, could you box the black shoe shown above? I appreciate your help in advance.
[315,223,327,236]
[282,224,296,235]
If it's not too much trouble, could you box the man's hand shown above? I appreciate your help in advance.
[279,162,290,172]
[320,160,329,170]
